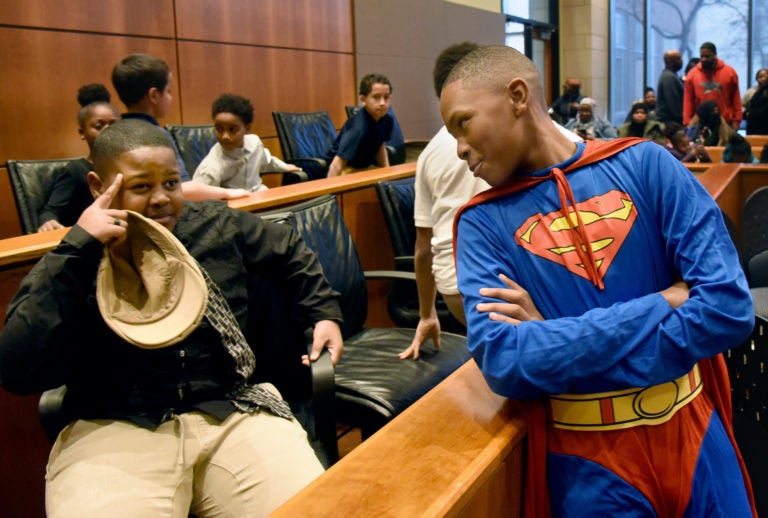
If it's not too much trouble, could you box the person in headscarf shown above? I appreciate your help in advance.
[687,100,734,146]
[564,97,617,140]
[617,102,665,145]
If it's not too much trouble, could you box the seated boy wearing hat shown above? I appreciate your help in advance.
[0,119,344,517]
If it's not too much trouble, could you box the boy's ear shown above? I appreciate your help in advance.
[506,78,530,117]
[87,171,105,200]
[78,127,86,140]
[147,86,161,105]
[359,93,366,104]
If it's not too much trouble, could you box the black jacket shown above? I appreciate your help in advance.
[0,201,342,428]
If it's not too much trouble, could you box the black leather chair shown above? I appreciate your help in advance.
[724,288,768,517]
[271,111,337,180]
[261,195,470,438]
[742,186,768,268]
[375,177,465,333]
[165,124,218,175]
[38,210,339,467]
[7,158,80,234]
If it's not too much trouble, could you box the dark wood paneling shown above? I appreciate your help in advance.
[0,265,47,518]
[0,167,22,239]
[0,0,175,37]
[175,0,353,52]
[0,28,180,166]
[176,41,355,134]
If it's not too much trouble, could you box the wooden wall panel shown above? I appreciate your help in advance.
[176,0,353,52]
[0,0,175,37]
[0,167,22,238]
[0,0,354,240]
[353,0,504,140]
[177,41,355,133]
[0,28,180,165]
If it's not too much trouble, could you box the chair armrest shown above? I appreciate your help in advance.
[363,270,416,282]
[286,159,328,180]
[308,345,338,465]
[393,255,415,272]
[38,385,68,443]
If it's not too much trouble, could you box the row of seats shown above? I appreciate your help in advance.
[6,109,428,235]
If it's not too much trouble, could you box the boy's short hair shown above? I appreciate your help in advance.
[212,93,254,125]
[112,54,170,107]
[433,42,479,98]
[359,73,392,96]
[443,45,544,107]
[91,119,174,177]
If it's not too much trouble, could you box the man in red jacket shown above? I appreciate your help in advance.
[683,42,742,129]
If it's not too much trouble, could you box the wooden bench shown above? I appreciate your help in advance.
[745,134,768,149]
[704,146,764,164]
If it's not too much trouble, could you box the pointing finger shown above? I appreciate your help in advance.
[94,174,123,209]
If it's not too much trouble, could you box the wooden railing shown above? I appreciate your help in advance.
[272,361,527,518]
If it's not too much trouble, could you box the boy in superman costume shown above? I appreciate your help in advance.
[441,46,756,517]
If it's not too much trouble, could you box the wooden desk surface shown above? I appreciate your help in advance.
[271,361,527,518]
[0,163,417,268]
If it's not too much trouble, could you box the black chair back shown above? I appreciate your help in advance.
[263,195,368,339]
[7,158,80,234]
[166,124,218,174]
[263,194,469,437]
[375,178,465,332]
[742,186,768,263]
[376,177,416,259]
[271,111,337,179]
[724,290,768,516]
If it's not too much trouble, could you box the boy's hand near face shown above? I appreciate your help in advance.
[77,174,128,245]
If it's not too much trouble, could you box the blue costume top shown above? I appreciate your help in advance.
[456,140,751,398]
[454,139,756,516]
[326,109,393,169]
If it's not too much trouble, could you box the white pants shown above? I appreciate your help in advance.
[46,407,324,517]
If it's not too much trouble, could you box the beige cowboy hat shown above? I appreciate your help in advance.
[96,210,208,349]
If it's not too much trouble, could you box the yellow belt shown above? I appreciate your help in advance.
[549,364,702,431]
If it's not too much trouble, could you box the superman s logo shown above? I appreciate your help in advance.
[515,190,637,284]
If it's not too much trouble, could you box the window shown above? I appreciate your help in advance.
[611,0,757,126]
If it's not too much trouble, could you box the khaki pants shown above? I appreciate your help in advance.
[46,407,324,517]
